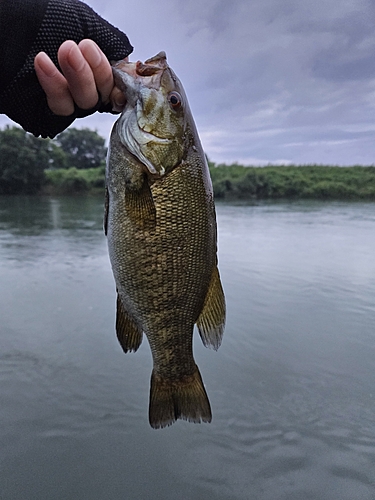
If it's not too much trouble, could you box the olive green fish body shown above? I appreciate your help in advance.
[105,53,225,428]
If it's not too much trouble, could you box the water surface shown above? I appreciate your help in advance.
[1,196,375,499]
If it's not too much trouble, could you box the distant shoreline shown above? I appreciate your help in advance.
[208,163,375,200]
[3,163,375,200]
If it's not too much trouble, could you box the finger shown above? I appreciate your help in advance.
[58,40,98,110]
[110,86,127,112]
[34,52,75,116]
[110,56,129,111]
[78,39,114,104]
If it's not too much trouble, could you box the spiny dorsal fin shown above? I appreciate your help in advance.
[116,293,143,353]
[196,266,226,350]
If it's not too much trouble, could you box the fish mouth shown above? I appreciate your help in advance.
[136,128,170,177]
[137,126,171,145]
[113,52,168,92]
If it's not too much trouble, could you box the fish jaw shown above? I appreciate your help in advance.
[112,56,187,177]
[117,105,170,176]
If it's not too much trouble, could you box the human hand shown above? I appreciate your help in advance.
[34,39,127,116]
[1,0,132,138]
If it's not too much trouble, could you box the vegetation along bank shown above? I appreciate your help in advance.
[1,126,375,200]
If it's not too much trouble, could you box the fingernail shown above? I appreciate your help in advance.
[89,44,103,68]
[68,45,85,71]
[79,40,103,68]
[35,52,56,77]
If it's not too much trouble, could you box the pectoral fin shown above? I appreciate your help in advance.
[196,267,226,350]
[116,293,143,353]
[125,176,156,231]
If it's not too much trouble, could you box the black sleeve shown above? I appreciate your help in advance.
[0,0,133,138]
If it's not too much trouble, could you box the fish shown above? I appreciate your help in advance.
[104,52,226,429]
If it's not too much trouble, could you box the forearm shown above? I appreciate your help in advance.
[0,0,133,138]
[0,0,49,92]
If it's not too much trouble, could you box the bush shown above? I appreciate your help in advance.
[44,167,105,194]
[208,163,375,200]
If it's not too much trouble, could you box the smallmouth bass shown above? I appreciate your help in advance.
[105,52,225,429]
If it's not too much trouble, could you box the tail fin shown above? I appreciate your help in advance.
[149,366,212,429]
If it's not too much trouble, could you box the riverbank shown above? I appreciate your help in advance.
[42,163,375,200]
[209,163,375,200]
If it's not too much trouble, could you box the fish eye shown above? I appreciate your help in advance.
[168,92,182,110]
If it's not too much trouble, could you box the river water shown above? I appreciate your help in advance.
[1,196,375,500]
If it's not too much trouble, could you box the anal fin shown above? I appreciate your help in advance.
[196,266,226,350]
[116,293,143,353]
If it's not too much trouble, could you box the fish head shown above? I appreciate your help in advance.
[113,52,188,177]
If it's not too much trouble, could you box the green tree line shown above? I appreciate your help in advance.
[209,162,375,200]
[1,125,375,199]
[0,126,106,194]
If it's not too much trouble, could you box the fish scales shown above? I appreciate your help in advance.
[105,52,225,428]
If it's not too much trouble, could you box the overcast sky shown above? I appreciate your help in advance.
[2,0,375,165]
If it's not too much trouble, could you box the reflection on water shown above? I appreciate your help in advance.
[1,196,375,500]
